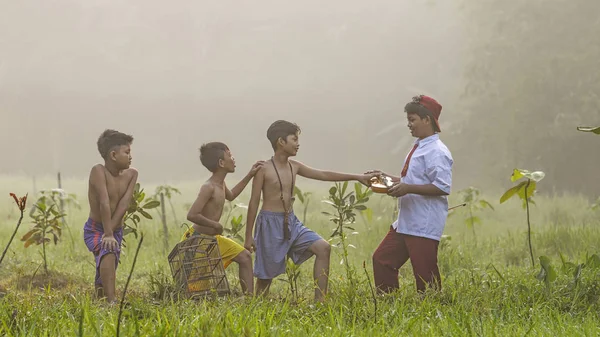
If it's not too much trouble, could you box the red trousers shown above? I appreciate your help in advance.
[372,226,441,293]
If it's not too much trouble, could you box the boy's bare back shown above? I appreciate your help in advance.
[88,164,138,228]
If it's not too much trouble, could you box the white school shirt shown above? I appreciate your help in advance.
[391,134,453,241]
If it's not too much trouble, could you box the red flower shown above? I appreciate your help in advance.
[9,193,28,211]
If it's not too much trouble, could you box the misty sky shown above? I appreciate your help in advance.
[1,1,466,185]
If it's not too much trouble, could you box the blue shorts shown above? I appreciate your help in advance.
[253,210,322,279]
[83,218,123,286]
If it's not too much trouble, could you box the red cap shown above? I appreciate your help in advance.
[411,95,442,132]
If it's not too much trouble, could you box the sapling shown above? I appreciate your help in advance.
[21,194,66,274]
[500,169,545,267]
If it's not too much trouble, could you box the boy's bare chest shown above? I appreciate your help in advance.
[264,166,295,197]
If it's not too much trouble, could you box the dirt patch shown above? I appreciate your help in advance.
[3,269,87,291]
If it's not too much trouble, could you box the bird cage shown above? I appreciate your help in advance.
[168,234,230,298]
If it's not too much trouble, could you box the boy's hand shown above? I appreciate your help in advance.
[387,182,411,197]
[101,234,119,252]
[244,237,256,253]
[358,173,376,187]
[215,223,224,235]
[248,161,265,177]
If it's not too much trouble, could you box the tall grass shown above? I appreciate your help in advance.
[0,175,599,336]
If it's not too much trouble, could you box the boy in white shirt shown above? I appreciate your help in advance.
[369,95,453,293]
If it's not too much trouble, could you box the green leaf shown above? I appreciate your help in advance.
[537,256,557,284]
[349,195,356,205]
[328,186,337,196]
[142,200,160,209]
[500,181,527,203]
[354,205,367,211]
[139,209,153,220]
[576,126,600,134]
[517,181,537,200]
[479,200,495,210]
[294,186,305,203]
[321,200,336,207]
[354,183,363,200]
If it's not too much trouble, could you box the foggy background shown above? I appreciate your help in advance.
[1,0,598,197]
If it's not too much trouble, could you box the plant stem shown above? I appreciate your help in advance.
[469,206,476,242]
[43,232,48,274]
[117,233,144,337]
[362,261,378,321]
[524,179,534,268]
[0,209,24,267]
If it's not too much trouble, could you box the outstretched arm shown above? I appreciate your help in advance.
[187,184,223,235]
[294,160,372,186]
[110,168,138,229]
[225,161,264,201]
[244,168,264,252]
[364,170,401,182]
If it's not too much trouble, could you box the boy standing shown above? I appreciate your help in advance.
[183,142,263,295]
[84,129,138,303]
[370,95,453,293]
[245,120,374,302]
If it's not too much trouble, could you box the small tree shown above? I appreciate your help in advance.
[500,169,545,267]
[458,186,494,240]
[21,195,66,274]
[32,189,80,250]
[123,183,160,239]
[322,182,372,288]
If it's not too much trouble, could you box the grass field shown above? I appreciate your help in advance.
[0,174,599,336]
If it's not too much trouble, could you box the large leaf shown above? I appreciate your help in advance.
[576,126,600,134]
[500,181,527,203]
[138,209,153,220]
[517,181,537,200]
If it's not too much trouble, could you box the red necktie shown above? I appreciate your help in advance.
[400,144,419,178]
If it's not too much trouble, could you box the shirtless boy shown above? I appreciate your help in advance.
[84,129,138,303]
[245,120,374,301]
[183,142,263,295]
